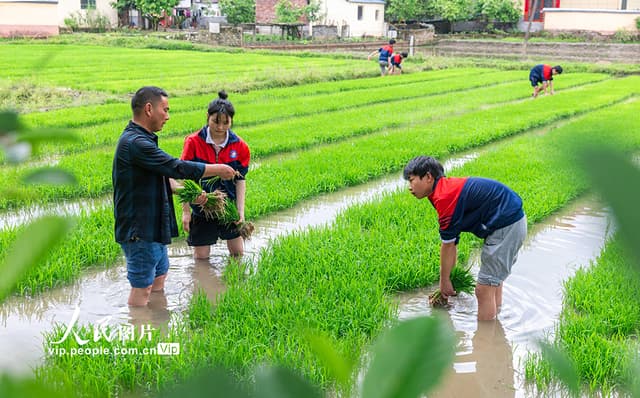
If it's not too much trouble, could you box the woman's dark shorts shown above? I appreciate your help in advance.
[187,214,240,246]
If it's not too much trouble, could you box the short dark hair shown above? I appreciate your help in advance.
[207,90,235,119]
[403,156,445,180]
[553,65,563,74]
[400,52,408,58]
[389,38,396,45]
[131,86,168,115]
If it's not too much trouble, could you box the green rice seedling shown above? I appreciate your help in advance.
[175,179,201,204]
[176,178,254,238]
[175,179,227,220]
[35,88,640,396]
[428,265,476,308]
[219,199,255,239]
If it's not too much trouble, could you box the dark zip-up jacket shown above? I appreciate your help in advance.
[113,121,205,244]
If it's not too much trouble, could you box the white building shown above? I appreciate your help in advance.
[318,0,386,37]
[0,0,117,37]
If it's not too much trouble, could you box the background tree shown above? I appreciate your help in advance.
[475,0,520,23]
[133,0,179,30]
[385,0,428,23]
[111,0,137,27]
[219,0,255,24]
[427,0,474,31]
[275,0,304,23]
[304,0,322,24]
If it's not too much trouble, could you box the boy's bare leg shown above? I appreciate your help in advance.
[476,284,499,321]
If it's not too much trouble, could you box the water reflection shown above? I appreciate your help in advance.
[127,290,171,333]
[192,258,227,304]
[432,320,515,398]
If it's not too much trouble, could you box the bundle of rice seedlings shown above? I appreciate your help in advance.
[175,179,227,220]
[178,178,255,239]
[219,198,255,240]
[429,265,476,308]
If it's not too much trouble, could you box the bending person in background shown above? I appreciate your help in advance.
[389,52,408,75]
[403,156,527,320]
[529,64,563,98]
[180,91,250,261]
[113,86,237,307]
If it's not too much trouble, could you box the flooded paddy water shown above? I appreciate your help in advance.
[0,153,614,397]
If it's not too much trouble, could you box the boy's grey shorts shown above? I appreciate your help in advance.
[379,61,388,73]
[477,215,527,286]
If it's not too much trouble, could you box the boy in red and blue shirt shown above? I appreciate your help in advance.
[368,39,396,76]
[404,156,527,320]
[529,64,563,98]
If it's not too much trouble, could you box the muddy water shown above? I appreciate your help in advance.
[0,154,611,398]
[397,198,613,397]
[0,196,108,230]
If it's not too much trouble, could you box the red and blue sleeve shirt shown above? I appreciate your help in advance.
[378,45,393,61]
[427,177,524,244]
[542,64,553,81]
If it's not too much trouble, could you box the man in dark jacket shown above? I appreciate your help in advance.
[113,86,237,306]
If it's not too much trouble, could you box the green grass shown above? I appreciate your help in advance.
[1,76,637,295]
[0,74,625,212]
[34,89,640,398]
[2,41,639,395]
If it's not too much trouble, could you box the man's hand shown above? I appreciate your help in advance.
[216,164,237,180]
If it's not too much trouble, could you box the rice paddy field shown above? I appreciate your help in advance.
[1,36,640,397]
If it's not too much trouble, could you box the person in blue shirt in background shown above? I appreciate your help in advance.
[368,39,396,76]
[529,64,563,98]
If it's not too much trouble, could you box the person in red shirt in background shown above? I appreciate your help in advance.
[389,52,408,75]
[529,64,563,98]
[368,39,396,76]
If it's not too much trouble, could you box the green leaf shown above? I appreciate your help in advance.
[22,168,77,186]
[0,111,20,134]
[361,316,455,398]
[158,368,250,398]
[578,148,640,266]
[253,365,323,398]
[539,342,580,397]
[306,331,354,389]
[0,374,71,398]
[0,216,74,301]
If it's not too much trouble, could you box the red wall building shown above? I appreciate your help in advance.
[255,0,308,23]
